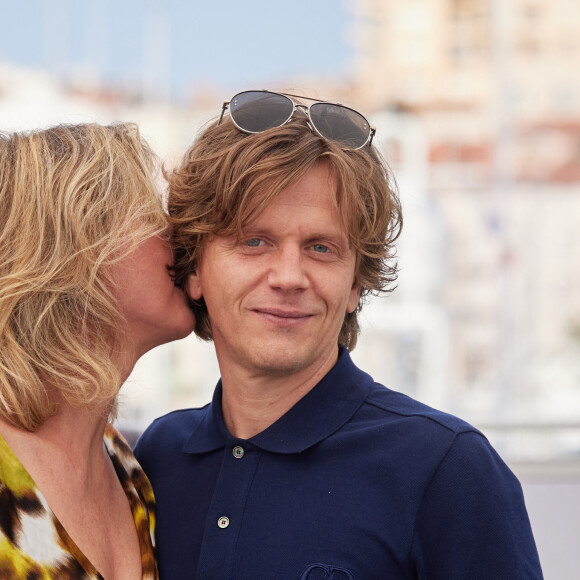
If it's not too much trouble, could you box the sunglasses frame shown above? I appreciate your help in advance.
[217,89,376,150]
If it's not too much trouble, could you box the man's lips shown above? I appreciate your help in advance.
[252,307,314,324]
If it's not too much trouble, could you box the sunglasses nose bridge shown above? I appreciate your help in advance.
[292,102,309,120]
[293,103,319,137]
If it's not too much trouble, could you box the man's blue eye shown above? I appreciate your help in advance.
[313,244,329,253]
[245,238,262,247]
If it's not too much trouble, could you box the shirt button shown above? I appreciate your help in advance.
[232,445,245,459]
[217,516,230,529]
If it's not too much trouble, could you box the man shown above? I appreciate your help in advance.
[135,90,543,579]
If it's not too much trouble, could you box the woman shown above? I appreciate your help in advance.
[0,123,195,579]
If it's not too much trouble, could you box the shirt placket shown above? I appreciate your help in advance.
[196,438,261,579]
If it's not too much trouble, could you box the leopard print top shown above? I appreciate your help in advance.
[0,423,158,579]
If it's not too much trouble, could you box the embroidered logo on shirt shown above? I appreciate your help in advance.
[301,563,355,579]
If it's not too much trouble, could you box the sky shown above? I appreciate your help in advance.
[0,0,353,102]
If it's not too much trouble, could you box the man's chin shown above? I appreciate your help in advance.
[248,346,315,377]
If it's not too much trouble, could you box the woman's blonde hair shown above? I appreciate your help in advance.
[0,123,168,431]
[168,115,402,350]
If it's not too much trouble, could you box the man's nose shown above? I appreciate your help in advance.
[267,245,309,291]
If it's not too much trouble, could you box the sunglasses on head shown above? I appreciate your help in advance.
[217,90,376,150]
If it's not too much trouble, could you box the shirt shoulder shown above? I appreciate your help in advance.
[136,405,211,448]
[332,382,494,489]
[134,405,215,471]
[363,382,481,436]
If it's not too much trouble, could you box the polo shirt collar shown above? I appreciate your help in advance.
[183,348,374,455]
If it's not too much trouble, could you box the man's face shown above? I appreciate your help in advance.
[187,162,360,380]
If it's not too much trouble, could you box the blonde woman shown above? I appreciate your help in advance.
[0,123,195,579]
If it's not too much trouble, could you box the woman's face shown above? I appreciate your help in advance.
[109,233,196,362]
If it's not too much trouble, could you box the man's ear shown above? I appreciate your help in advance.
[186,272,203,301]
[346,283,361,314]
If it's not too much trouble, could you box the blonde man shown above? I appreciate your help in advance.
[136,90,542,579]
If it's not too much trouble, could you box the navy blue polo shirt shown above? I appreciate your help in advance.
[135,349,542,579]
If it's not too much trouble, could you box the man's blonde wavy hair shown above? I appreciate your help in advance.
[0,123,168,431]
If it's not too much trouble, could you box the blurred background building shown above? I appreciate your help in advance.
[350,0,580,449]
[1,0,579,576]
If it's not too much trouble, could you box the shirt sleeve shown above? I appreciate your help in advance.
[411,430,543,579]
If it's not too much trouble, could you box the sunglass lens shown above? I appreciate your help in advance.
[230,91,294,133]
[309,103,371,149]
